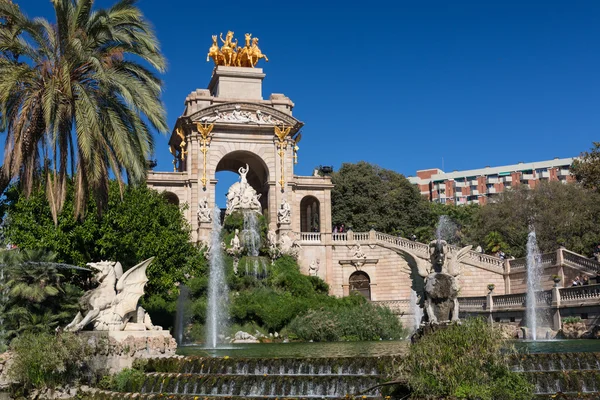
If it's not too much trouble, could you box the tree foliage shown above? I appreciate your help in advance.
[572,142,600,192]
[469,182,600,257]
[2,180,206,295]
[0,0,167,222]
[0,249,83,345]
[331,162,431,234]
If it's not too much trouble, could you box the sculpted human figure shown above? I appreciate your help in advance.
[231,229,241,251]
[225,164,262,215]
[197,196,211,223]
[238,164,249,187]
[309,259,320,276]
[220,31,238,66]
[279,232,301,258]
[277,198,291,224]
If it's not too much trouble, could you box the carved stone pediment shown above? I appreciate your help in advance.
[188,102,303,130]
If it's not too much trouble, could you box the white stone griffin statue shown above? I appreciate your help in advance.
[65,258,160,332]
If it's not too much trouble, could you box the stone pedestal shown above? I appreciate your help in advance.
[80,330,177,374]
[208,66,265,100]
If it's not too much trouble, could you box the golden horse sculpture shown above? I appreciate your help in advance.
[207,31,268,68]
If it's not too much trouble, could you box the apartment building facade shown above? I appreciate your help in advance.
[408,157,576,205]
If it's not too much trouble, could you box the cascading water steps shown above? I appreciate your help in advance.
[512,352,600,397]
[86,356,397,399]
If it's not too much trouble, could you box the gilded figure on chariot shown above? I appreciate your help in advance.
[207,31,268,68]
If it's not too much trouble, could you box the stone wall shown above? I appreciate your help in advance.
[81,331,177,374]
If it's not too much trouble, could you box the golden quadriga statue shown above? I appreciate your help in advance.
[207,31,268,68]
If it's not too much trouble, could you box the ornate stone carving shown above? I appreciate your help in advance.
[197,196,212,223]
[266,228,280,263]
[309,259,320,276]
[350,244,368,270]
[65,258,160,332]
[279,232,301,258]
[227,229,243,274]
[277,198,291,224]
[352,244,367,260]
[207,31,268,68]
[199,106,283,125]
[225,164,262,215]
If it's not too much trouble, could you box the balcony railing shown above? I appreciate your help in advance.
[559,284,600,302]
[300,232,321,242]
[458,296,487,311]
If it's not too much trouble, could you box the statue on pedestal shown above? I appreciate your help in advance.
[225,164,262,215]
[309,259,320,276]
[277,198,291,224]
[65,258,160,331]
[197,196,211,223]
[227,229,243,274]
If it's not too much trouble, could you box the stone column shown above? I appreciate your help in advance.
[486,288,494,324]
[551,285,562,331]
[504,259,511,294]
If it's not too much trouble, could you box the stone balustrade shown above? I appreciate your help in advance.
[562,249,600,274]
[300,232,321,242]
[458,296,487,311]
[331,232,347,242]
[371,299,410,314]
[491,293,526,309]
[559,283,600,302]
[298,230,504,272]
[375,285,599,329]
[508,248,600,274]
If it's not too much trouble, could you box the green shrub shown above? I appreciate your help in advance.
[98,368,146,392]
[398,318,533,400]
[286,301,405,342]
[8,332,92,391]
[562,316,583,324]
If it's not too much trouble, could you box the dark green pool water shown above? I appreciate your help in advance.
[512,339,600,354]
[177,340,409,358]
[177,339,600,358]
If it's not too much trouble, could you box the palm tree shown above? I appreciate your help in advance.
[0,248,85,342]
[0,0,168,223]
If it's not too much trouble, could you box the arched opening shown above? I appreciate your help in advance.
[300,196,320,232]
[215,150,270,213]
[349,271,371,300]
[163,191,180,206]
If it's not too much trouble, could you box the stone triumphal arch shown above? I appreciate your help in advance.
[146,52,333,246]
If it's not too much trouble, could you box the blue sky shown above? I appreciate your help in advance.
[9,1,600,197]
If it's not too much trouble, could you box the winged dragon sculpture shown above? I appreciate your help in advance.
[65,257,160,331]
[402,240,472,325]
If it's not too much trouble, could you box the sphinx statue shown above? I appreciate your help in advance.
[65,258,160,331]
